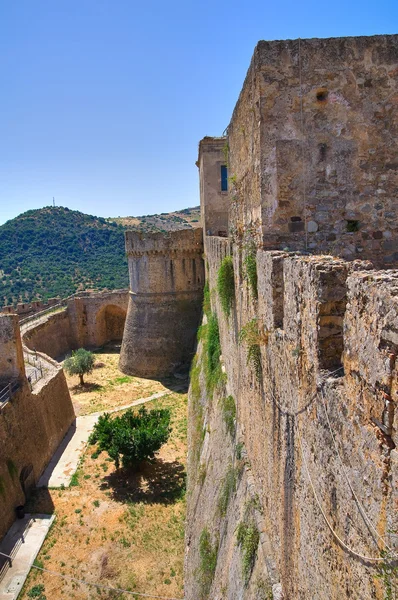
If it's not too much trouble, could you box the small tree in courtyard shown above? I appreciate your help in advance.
[89,406,172,469]
[64,348,95,385]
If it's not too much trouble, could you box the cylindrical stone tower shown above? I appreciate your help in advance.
[119,228,204,378]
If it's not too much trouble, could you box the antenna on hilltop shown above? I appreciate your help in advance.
[53,197,55,207]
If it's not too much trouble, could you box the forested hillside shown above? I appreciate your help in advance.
[0,205,200,306]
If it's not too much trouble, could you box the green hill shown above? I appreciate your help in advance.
[0,205,201,307]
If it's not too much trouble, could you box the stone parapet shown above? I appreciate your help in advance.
[125,228,203,257]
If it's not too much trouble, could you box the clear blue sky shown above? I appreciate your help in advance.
[0,0,396,225]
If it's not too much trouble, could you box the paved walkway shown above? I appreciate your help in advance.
[0,515,55,600]
[37,388,181,488]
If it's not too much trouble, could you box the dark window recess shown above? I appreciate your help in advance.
[316,89,328,102]
[221,165,228,192]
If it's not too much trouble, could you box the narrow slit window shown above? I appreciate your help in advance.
[221,165,228,192]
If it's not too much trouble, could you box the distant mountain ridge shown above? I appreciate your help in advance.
[0,205,201,307]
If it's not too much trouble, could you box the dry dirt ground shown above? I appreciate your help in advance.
[19,351,188,600]
[64,349,179,416]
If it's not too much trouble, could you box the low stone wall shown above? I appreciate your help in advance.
[0,370,74,540]
[22,290,129,360]
[23,310,76,360]
[185,235,398,600]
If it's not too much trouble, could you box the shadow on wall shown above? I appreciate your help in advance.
[95,304,127,347]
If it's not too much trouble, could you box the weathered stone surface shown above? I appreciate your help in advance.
[198,137,229,236]
[120,229,204,377]
[22,290,128,360]
[307,220,318,233]
[0,315,24,385]
[0,319,75,541]
[186,239,398,600]
[225,34,398,266]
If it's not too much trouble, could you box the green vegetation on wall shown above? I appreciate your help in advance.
[217,255,235,317]
[221,395,236,437]
[198,527,218,599]
[236,520,260,584]
[218,464,237,517]
[243,247,258,299]
[190,355,205,468]
[239,318,263,382]
[6,460,17,481]
[205,313,222,392]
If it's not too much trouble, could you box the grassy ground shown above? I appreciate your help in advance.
[64,348,180,416]
[19,351,188,600]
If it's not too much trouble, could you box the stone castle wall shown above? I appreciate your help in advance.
[120,229,205,377]
[0,315,75,541]
[22,290,128,360]
[189,33,398,600]
[228,35,398,265]
[185,235,398,599]
[198,137,229,236]
[0,297,61,317]
[0,371,74,540]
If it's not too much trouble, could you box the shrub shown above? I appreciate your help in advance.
[64,348,95,385]
[243,248,258,299]
[236,521,260,584]
[221,395,236,436]
[89,406,171,469]
[27,585,46,599]
[217,255,235,316]
[198,527,218,598]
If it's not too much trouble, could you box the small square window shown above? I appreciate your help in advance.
[221,165,228,192]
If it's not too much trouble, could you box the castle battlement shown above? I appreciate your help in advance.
[125,228,203,257]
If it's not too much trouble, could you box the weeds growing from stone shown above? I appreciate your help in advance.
[217,255,235,317]
[203,281,211,316]
[218,464,237,517]
[221,395,236,436]
[375,548,398,600]
[205,313,222,392]
[239,318,262,382]
[236,520,260,584]
[197,527,218,599]
[243,248,258,299]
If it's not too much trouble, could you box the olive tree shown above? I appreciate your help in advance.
[63,348,95,385]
